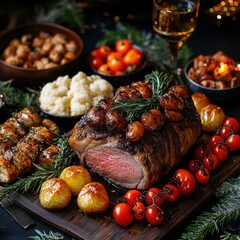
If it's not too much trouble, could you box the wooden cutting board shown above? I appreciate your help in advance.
[12,154,240,240]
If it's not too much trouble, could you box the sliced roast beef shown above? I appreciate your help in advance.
[69,97,201,190]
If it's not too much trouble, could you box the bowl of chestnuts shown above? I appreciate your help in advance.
[0,23,83,87]
[184,51,240,102]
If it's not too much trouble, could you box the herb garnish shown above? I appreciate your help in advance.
[111,70,173,122]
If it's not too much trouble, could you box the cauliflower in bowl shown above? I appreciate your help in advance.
[39,71,114,116]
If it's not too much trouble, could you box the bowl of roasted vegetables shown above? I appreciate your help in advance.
[0,23,83,87]
[184,51,240,102]
[89,39,148,88]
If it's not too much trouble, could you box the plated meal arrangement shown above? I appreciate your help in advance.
[0,23,240,240]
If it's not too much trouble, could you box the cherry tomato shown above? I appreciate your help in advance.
[108,57,126,73]
[195,168,210,185]
[173,169,196,196]
[219,125,234,138]
[116,39,132,56]
[145,206,164,225]
[163,183,180,203]
[90,57,104,69]
[124,189,142,208]
[209,135,223,151]
[213,144,229,162]
[98,45,112,60]
[107,51,123,62]
[223,117,239,133]
[145,187,165,207]
[188,159,201,175]
[98,64,112,75]
[113,203,134,227]
[193,144,211,160]
[90,49,102,59]
[225,134,240,152]
[123,48,143,66]
[202,153,219,172]
[133,201,145,221]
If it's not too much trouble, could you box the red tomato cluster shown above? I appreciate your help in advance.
[188,117,240,185]
[90,39,143,76]
[113,169,195,227]
[113,116,240,227]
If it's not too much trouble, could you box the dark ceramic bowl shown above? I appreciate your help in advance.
[184,59,240,102]
[0,91,5,110]
[90,45,148,88]
[0,23,84,87]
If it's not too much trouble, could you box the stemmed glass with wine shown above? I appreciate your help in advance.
[152,0,200,71]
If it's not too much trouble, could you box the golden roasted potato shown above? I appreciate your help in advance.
[200,104,225,132]
[39,178,71,210]
[191,92,210,114]
[77,182,109,214]
[60,165,91,196]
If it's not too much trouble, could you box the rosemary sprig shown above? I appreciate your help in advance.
[28,229,64,240]
[111,70,173,122]
[0,134,76,200]
[179,175,240,240]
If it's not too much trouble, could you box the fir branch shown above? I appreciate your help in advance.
[0,134,76,201]
[28,229,64,240]
[179,175,240,240]
[0,80,40,116]
[36,0,87,33]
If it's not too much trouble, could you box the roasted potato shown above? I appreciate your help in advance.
[60,165,92,196]
[39,178,71,210]
[77,182,110,214]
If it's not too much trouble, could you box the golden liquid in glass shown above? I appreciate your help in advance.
[153,0,199,44]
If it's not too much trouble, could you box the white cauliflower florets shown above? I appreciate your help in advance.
[39,71,113,116]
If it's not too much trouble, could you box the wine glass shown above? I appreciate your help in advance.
[152,0,200,71]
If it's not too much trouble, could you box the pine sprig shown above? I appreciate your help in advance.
[179,175,240,240]
[111,70,173,122]
[28,229,64,240]
[36,0,87,33]
[0,80,40,116]
[0,134,76,200]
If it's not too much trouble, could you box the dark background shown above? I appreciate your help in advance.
[0,1,240,239]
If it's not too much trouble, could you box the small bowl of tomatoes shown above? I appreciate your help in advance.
[89,39,148,88]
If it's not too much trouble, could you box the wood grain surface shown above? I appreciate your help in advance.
[12,154,240,240]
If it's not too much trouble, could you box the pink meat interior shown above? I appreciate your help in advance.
[85,146,143,189]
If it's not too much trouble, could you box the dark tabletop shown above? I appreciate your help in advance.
[0,1,240,239]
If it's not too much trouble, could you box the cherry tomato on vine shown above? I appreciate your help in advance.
[188,159,201,175]
[113,203,134,227]
[124,189,142,208]
[90,57,103,69]
[213,144,228,162]
[219,125,234,138]
[202,153,219,172]
[193,144,211,160]
[123,48,143,66]
[145,206,164,225]
[145,187,165,207]
[209,135,223,151]
[133,201,145,221]
[223,117,239,133]
[98,45,112,59]
[173,169,196,196]
[163,183,180,203]
[225,134,240,152]
[116,39,132,56]
[195,167,210,185]
[98,64,112,75]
